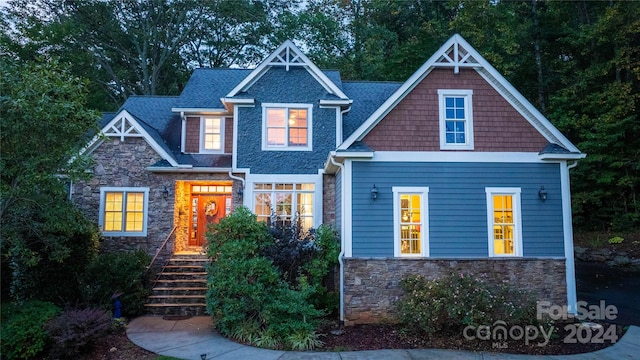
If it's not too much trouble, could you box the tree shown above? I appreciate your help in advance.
[0,57,100,302]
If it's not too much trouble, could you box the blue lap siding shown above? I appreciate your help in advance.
[350,161,564,258]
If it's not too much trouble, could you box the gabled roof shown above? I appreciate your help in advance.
[338,34,582,156]
[342,81,402,140]
[225,40,349,100]
[174,69,251,111]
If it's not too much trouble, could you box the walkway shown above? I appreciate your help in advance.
[127,316,640,360]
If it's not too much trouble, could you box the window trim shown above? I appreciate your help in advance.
[261,103,313,151]
[98,187,149,237]
[392,186,429,257]
[485,187,523,257]
[438,89,474,150]
[199,116,224,154]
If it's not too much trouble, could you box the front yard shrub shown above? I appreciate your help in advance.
[206,207,336,350]
[398,273,538,336]
[0,301,61,360]
[45,307,112,358]
[81,250,150,317]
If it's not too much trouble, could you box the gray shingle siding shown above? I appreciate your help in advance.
[235,67,338,174]
[350,161,564,258]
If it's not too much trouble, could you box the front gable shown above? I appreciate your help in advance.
[339,34,583,158]
[84,109,178,167]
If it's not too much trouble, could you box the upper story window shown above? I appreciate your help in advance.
[485,187,522,257]
[438,90,474,150]
[183,116,225,154]
[262,103,312,151]
[393,187,429,257]
[202,117,222,152]
[99,187,149,237]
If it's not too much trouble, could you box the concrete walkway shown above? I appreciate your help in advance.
[127,316,640,360]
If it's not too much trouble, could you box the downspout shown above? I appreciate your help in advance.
[228,171,245,194]
[564,160,579,313]
[329,154,346,325]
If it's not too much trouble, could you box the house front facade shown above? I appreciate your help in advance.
[72,35,585,325]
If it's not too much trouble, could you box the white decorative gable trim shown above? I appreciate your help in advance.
[225,40,349,100]
[339,34,582,155]
[83,110,178,167]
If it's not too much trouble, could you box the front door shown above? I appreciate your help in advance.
[189,194,230,247]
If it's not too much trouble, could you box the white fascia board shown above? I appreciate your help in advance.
[221,98,255,105]
[539,153,587,161]
[147,166,232,173]
[319,99,353,106]
[370,151,548,163]
[171,108,228,114]
[332,151,375,159]
[225,40,348,100]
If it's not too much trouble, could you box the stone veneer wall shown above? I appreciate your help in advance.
[72,137,244,273]
[343,257,567,325]
[322,174,336,227]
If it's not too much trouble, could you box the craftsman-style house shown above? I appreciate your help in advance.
[72,34,585,324]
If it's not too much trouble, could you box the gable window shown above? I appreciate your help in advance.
[485,187,522,257]
[202,117,223,152]
[438,90,473,150]
[393,187,429,257]
[99,187,149,236]
[262,103,312,151]
[254,182,315,229]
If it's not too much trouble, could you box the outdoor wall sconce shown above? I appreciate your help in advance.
[237,186,244,196]
[371,184,378,200]
[538,186,548,202]
[162,186,170,199]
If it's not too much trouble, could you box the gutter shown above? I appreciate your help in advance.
[228,171,246,194]
[329,154,346,325]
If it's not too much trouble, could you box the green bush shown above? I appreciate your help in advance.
[45,308,112,358]
[0,301,61,360]
[205,207,335,350]
[81,250,151,317]
[398,273,538,336]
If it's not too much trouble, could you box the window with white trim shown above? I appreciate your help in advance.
[438,89,473,150]
[485,187,522,257]
[262,103,312,150]
[201,117,223,152]
[393,187,429,257]
[254,182,315,229]
[99,187,149,236]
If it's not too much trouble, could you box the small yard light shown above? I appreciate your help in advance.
[200,354,207,360]
[371,184,378,200]
[538,186,548,202]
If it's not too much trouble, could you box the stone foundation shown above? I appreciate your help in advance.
[343,257,567,325]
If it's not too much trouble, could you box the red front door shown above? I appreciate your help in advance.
[189,194,229,247]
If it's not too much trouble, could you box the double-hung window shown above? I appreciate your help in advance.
[99,187,149,236]
[438,90,474,150]
[485,187,522,257]
[201,117,223,153]
[262,103,312,150]
[393,187,429,257]
[254,182,315,229]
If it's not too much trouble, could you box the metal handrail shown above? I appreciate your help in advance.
[147,225,177,273]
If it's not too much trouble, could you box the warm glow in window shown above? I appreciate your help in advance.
[399,194,422,255]
[203,118,222,151]
[492,195,514,255]
[253,182,315,228]
[101,188,148,236]
[266,108,308,147]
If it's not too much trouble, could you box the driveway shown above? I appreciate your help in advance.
[575,262,640,326]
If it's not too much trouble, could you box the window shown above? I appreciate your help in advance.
[262,103,312,150]
[253,182,315,229]
[201,117,223,152]
[485,187,522,257]
[99,187,149,236]
[438,90,473,150]
[393,187,429,257]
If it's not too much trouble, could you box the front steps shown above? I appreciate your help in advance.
[144,253,209,316]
